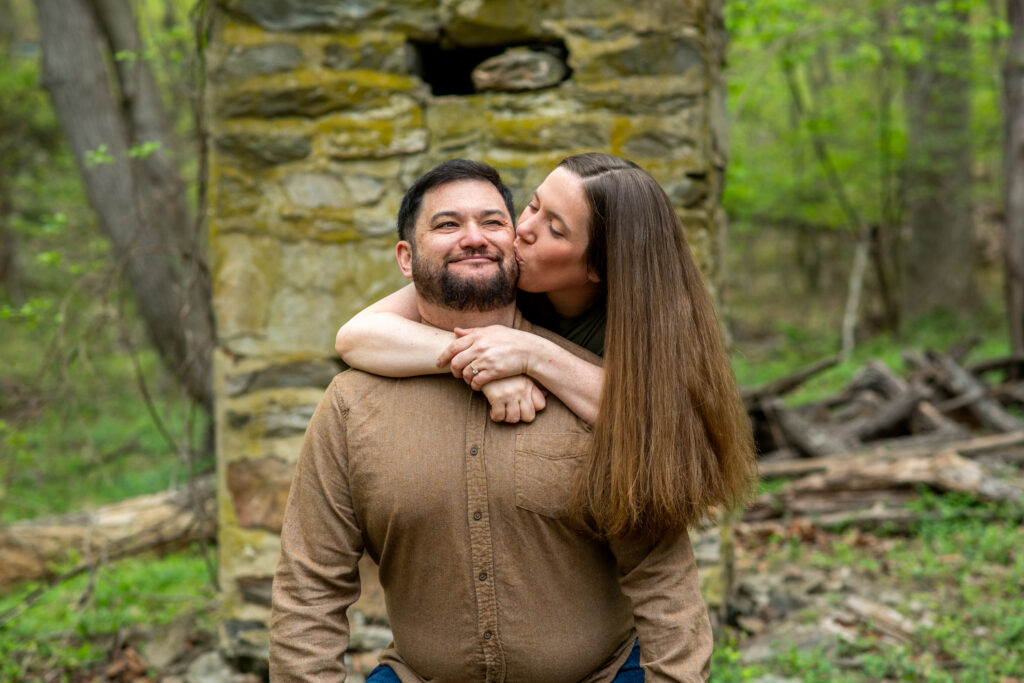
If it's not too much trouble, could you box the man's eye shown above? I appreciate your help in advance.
[434,221,457,229]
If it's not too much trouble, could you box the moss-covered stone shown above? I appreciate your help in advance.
[490,114,607,152]
[225,359,342,396]
[567,31,705,82]
[211,169,262,216]
[215,131,313,166]
[569,77,704,115]
[216,71,424,119]
[211,234,281,348]
[444,0,559,46]
[221,0,441,38]
[320,100,428,160]
[322,33,410,73]
[216,42,304,80]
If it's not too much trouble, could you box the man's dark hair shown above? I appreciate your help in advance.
[397,159,515,243]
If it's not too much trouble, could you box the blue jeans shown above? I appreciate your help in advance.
[365,639,644,682]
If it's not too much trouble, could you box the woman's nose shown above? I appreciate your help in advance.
[516,213,536,243]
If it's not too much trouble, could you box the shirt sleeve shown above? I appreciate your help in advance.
[608,531,713,682]
[270,378,364,682]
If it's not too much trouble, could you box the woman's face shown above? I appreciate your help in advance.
[514,167,601,313]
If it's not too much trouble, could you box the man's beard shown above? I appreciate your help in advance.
[412,249,519,312]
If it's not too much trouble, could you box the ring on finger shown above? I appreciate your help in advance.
[470,365,480,375]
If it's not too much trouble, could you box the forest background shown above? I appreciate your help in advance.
[1,0,1023,681]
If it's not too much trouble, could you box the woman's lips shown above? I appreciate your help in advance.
[514,246,524,264]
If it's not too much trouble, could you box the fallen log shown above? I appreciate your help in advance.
[0,475,215,588]
[758,431,1024,478]
[787,450,1024,504]
[906,350,1024,433]
[765,399,861,458]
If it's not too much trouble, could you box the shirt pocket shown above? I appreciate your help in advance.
[514,432,588,518]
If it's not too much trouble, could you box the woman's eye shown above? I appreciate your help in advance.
[548,223,563,238]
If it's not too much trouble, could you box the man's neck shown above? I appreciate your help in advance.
[417,299,516,331]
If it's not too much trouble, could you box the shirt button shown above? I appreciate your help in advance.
[473,511,482,521]
[479,572,487,581]
[469,445,479,455]
[483,631,492,640]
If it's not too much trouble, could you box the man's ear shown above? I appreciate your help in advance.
[396,240,414,279]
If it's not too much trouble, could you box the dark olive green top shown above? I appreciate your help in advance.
[518,292,607,357]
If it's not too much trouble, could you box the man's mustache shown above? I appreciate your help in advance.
[444,249,503,264]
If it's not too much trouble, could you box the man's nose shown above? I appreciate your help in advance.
[459,222,489,249]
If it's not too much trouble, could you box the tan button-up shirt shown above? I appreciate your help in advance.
[270,318,712,683]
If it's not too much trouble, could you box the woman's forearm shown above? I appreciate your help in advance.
[335,285,453,377]
[525,337,603,425]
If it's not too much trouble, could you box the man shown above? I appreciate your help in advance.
[269,160,712,682]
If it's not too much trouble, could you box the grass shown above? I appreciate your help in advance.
[0,546,217,681]
[711,492,1024,682]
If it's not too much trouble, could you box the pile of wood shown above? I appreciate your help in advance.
[742,348,1024,532]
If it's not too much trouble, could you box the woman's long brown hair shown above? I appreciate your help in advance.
[561,153,757,540]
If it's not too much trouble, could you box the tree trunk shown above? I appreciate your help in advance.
[1005,0,1024,354]
[32,0,214,411]
[902,0,975,319]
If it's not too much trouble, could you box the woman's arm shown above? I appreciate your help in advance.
[439,326,603,424]
[334,283,452,377]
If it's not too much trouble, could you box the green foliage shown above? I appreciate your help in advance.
[724,0,1005,236]
[0,547,217,680]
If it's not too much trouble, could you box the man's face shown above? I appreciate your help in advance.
[399,179,518,311]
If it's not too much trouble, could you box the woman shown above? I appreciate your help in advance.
[336,152,755,540]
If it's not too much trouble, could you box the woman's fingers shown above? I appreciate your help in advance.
[438,332,476,369]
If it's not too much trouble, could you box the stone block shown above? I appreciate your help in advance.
[472,47,569,93]
[225,360,342,396]
[227,455,294,532]
[215,131,313,166]
[211,169,262,216]
[567,31,705,81]
[211,234,281,346]
[216,71,424,119]
[570,78,703,116]
[323,33,411,73]
[221,0,441,38]
[282,171,385,209]
[320,99,428,160]
[216,42,304,80]
[444,0,559,45]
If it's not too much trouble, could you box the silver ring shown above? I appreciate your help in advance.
[471,366,479,375]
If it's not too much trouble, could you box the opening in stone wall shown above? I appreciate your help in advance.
[408,40,571,95]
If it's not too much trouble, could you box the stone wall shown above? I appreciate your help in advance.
[208,0,729,663]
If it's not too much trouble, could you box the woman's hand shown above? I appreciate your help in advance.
[480,376,546,423]
[439,326,540,390]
